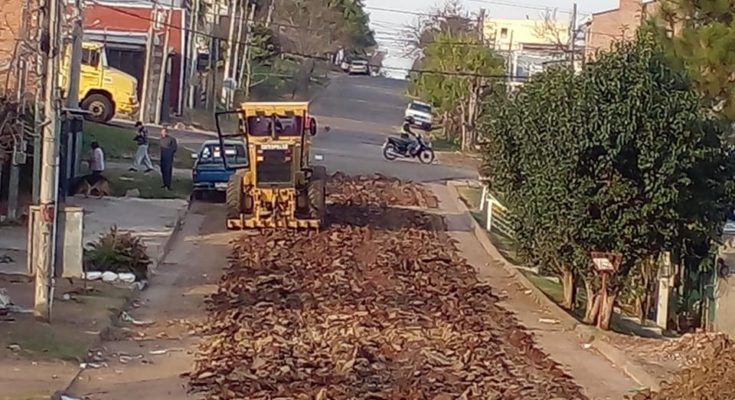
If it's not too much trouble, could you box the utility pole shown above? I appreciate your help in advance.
[34,0,62,322]
[221,0,237,107]
[569,3,577,72]
[231,0,244,97]
[477,8,485,44]
[66,0,83,109]
[241,1,256,97]
[265,0,275,28]
[154,2,174,125]
[140,1,158,123]
[186,0,200,109]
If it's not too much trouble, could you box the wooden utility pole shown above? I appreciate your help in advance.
[569,3,577,72]
[221,0,237,107]
[140,1,158,122]
[34,0,62,321]
[66,0,84,109]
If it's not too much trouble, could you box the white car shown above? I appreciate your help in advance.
[404,100,433,131]
[348,59,369,75]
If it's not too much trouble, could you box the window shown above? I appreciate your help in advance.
[81,48,100,68]
[409,102,432,114]
[500,28,508,39]
[246,115,303,136]
[199,144,248,167]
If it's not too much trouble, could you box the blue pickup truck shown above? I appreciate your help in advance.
[191,139,248,199]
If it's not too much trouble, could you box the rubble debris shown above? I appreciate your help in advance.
[189,175,585,399]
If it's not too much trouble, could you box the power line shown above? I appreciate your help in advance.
[88,1,530,80]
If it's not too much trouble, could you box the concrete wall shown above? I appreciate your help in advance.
[716,238,735,336]
[484,18,568,51]
[83,4,186,114]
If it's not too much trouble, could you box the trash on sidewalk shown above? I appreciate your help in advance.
[118,353,144,364]
[51,391,83,400]
[539,318,561,325]
[149,347,185,355]
[80,362,108,369]
[120,310,155,327]
[7,343,21,352]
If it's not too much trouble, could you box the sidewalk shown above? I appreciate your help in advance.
[0,196,188,276]
[0,196,188,399]
[427,182,640,400]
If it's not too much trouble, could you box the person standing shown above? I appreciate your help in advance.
[130,121,154,173]
[159,127,178,190]
[88,141,105,176]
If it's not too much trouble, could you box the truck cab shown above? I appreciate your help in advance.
[59,42,139,123]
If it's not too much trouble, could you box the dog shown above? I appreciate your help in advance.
[70,173,112,198]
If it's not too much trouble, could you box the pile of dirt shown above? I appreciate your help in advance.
[327,172,438,209]
[189,175,585,399]
[616,332,734,367]
[629,334,735,400]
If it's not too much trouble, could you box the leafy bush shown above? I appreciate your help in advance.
[84,226,150,281]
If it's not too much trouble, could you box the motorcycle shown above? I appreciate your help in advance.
[382,121,435,164]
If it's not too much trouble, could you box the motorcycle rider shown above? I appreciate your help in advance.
[402,118,422,156]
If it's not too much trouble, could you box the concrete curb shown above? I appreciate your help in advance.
[60,198,191,394]
[445,180,660,391]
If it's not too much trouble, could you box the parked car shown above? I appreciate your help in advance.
[404,100,433,131]
[348,59,370,75]
[191,139,248,199]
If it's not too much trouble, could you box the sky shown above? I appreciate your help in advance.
[363,0,621,78]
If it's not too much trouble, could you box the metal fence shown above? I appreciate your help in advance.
[479,185,515,239]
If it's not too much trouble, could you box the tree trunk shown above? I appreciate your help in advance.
[597,291,617,330]
[459,102,468,150]
[583,277,600,324]
[561,268,576,310]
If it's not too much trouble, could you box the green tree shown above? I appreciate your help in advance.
[483,32,735,329]
[409,30,504,150]
[649,0,735,119]
[483,67,588,311]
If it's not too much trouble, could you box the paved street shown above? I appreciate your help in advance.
[145,76,478,182]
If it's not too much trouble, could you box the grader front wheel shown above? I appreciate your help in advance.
[308,178,326,222]
[226,174,243,220]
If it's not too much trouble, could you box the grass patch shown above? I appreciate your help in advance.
[7,328,87,361]
[82,122,194,169]
[521,271,565,304]
[430,136,461,152]
[105,167,191,199]
[456,185,523,266]
[457,185,482,209]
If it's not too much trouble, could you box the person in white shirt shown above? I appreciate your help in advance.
[89,141,105,175]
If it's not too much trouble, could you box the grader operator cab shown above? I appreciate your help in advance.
[215,102,327,229]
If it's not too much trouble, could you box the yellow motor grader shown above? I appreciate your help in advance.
[215,102,327,229]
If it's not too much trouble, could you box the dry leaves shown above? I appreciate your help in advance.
[189,175,585,399]
[629,333,735,400]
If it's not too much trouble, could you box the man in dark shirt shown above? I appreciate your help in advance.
[159,127,178,190]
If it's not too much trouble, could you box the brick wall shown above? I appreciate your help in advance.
[83,5,185,114]
[585,0,658,60]
[0,0,23,91]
